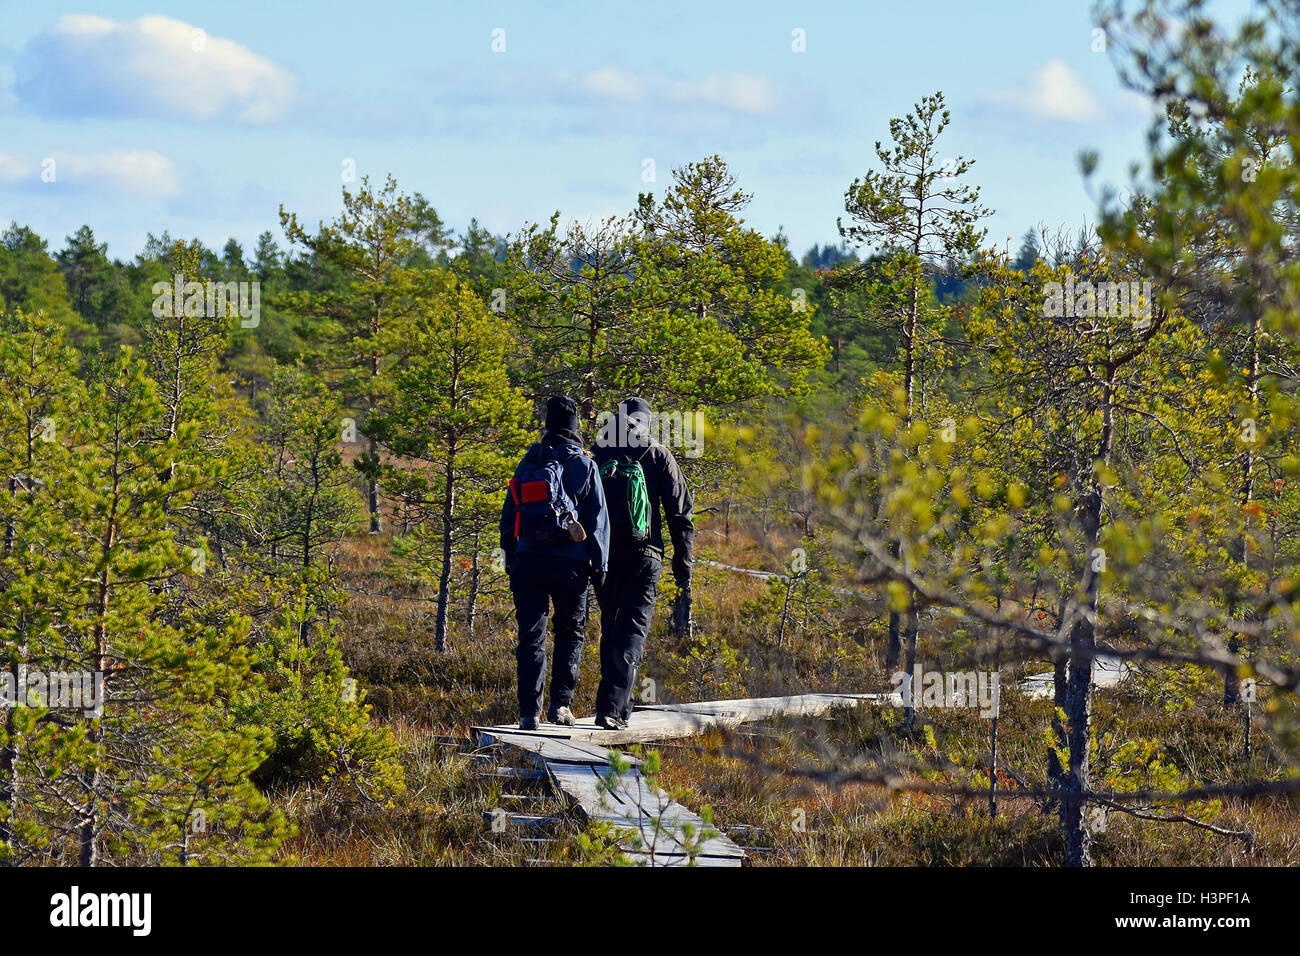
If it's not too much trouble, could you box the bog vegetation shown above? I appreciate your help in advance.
[1,0,1298,866]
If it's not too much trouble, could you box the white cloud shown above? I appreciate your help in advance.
[670,73,776,115]
[582,68,644,102]
[16,14,297,123]
[569,68,777,115]
[0,153,31,181]
[61,149,181,197]
[0,149,180,198]
[994,60,1104,123]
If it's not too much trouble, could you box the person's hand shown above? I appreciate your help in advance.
[591,568,606,590]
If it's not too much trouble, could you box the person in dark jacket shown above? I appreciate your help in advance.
[500,396,609,730]
[590,397,694,729]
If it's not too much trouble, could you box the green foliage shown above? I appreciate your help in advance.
[232,595,404,803]
[667,630,748,701]
[259,362,362,569]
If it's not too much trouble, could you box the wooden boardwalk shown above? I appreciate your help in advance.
[476,692,885,866]
[475,672,1140,864]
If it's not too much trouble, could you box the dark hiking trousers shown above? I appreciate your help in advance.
[510,551,589,721]
[595,549,662,721]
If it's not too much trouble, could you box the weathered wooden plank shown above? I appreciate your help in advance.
[544,762,745,864]
[477,731,642,766]
[548,762,720,820]
[596,818,745,861]
[540,738,646,764]
[546,764,628,812]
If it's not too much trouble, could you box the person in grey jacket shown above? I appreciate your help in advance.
[590,397,694,730]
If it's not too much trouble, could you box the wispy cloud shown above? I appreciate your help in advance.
[0,149,181,198]
[582,67,645,102]
[572,68,778,115]
[411,63,805,146]
[431,64,784,111]
[985,59,1104,123]
[670,74,777,115]
[14,14,297,124]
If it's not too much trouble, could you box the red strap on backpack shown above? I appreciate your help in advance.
[508,479,522,537]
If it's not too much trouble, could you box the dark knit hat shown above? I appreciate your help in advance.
[545,395,581,434]
[621,396,652,418]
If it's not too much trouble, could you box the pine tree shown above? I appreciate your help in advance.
[261,363,360,570]
[634,156,829,413]
[0,225,91,345]
[22,350,285,864]
[252,231,284,280]
[367,275,532,652]
[55,226,114,322]
[837,92,990,692]
[0,309,85,861]
[280,175,443,534]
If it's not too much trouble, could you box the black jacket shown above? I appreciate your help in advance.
[591,440,694,586]
[500,433,609,573]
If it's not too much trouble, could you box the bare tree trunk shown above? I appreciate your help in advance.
[902,606,920,729]
[78,732,102,868]
[1061,374,1114,867]
[1046,583,1071,793]
[0,476,22,857]
[890,254,923,682]
[989,614,1001,819]
[434,451,456,653]
[1225,312,1261,707]
[904,262,919,417]
[0,705,16,859]
[81,503,116,868]
[1243,696,1252,761]
[885,612,902,671]
[367,330,384,534]
[367,436,382,534]
[466,535,480,642]
[776,577,795,650]
[1048,653,1068,790]
[583,310,600,426]
[1062,511,1100,868]
[885,542,903,670]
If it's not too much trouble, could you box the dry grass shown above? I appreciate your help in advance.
[273,513,1300,866]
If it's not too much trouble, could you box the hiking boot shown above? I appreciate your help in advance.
[595,713,628,731]
[519,715,539,731]
[549,706,576,726]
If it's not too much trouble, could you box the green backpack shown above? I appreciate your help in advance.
[600,456,651,544]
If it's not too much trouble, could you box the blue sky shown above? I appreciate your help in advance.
[0,1,1230,262]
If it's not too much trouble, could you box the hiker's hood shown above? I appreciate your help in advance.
[594,406,653,453]
[529,435,585,462]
